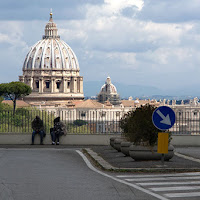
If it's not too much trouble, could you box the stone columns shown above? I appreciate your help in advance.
[63,78,67,93]
[73,78,77,93]
[67,78,71,93]
[51,78,55,93]
[80,77,83,93]
[30,77,33,90]
[39,78,43,93]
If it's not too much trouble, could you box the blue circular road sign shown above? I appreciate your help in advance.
[152,106,175,130]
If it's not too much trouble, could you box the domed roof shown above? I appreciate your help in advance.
[100,76,118,94]
[23,12,79,70]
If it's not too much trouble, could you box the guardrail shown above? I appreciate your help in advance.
[170,109,200,135]
[0,110,121,134]
[1,109,200,135]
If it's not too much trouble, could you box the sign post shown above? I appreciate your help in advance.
[152,106,175,166]
[157,132,169,165]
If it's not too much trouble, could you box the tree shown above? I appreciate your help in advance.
[0,82,31,113]
[73,119,88,126]
[0,96,3,103]
[0,96,4,110]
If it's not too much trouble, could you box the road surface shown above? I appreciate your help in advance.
[0,148,156,200]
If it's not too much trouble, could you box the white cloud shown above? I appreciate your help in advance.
[104,0,144,13]
[85,0,144,19]
[0,33,10,43]
[106,52,138,68]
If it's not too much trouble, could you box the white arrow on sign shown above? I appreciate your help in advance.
[156,110,171,126]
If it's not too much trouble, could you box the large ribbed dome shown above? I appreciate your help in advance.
[23,13,79,70]
[19,12,84,102]
[23,39,79,70]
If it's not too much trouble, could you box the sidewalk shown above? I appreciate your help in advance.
[85,146,200,172]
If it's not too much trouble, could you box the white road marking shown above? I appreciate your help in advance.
[76,150,169,200]
[175,152,200,164]
[116,172,200,178]
[0,148,75,151]
[116,168,200,199]
[165,192,200,198]
[125,176,200,182]
[150,186,200,192]
[138,181,200,186]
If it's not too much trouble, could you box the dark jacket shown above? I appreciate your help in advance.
[53,117,67,136]
[32,116,44,132]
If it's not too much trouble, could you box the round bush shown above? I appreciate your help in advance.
[120,104,161,146]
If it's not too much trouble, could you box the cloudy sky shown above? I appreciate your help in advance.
[1,0,200,95]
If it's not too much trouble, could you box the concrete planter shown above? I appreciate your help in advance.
[129,144,174,161]
[120,141,132,156]
[110,137,119,148]
[113,138,124,152]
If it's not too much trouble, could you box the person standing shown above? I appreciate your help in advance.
[31,116,45,145]
[51,117,67,145]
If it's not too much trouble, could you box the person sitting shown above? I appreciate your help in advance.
[50,117,67,145]
[31,116,45,145]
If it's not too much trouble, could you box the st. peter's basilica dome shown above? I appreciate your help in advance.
[23,13,79,70]
[19,12,84,103]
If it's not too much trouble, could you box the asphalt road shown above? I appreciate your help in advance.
[0,148,156,200]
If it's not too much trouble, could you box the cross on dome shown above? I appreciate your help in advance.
[49,9,53,22]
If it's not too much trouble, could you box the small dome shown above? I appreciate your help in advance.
[100,76,117,94]
[98,76,121,105]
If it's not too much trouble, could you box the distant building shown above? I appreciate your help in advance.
[97,76,121,105]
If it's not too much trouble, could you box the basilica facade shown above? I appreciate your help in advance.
[19,12,84,103]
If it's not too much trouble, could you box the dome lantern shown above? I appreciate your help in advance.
[43,12,60,39]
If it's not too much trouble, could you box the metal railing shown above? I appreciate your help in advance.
[1,108,200,135]
[0,109,121,134]
[170,109,200,135]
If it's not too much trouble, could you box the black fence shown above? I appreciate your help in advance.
[170,109,200,135]
[0,110,121,134]
[0,110,55,134]
[1,109,200,135]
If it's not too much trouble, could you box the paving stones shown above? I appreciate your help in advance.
[86,146,200,172]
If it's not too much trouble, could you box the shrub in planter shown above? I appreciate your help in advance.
[120,104,163,146]
[120,104,173,160]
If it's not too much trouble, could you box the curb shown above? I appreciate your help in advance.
[83,148,200,173]
[84,148,117,170]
